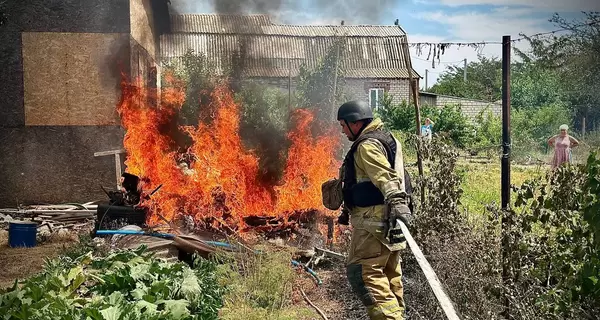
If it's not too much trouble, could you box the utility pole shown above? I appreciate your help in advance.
[463,58,467,82]
[425,69,428,91]
[501,35,512,320]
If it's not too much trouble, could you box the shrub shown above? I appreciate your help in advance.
[377,95,474,147]
[216,247,316,320]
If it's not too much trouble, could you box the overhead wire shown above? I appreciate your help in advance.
[411,56,464,64]
[403,20,600,46]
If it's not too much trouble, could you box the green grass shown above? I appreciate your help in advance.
[458,161,543,217]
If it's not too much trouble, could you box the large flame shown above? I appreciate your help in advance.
[117,75,341,231]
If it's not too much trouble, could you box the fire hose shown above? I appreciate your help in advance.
[398,219,461,320]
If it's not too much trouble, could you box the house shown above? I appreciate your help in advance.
[0,5,421,205]
[0,0,169,206]
[160,14,421,110]
[419,91,502,120]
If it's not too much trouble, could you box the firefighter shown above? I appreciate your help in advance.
[323,100,413,320]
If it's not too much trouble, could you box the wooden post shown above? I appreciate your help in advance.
[400,37,425,204]
[288,58,292,112]
[331,38,341,121]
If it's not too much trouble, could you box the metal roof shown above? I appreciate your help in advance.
[170,14,272,34]
[170,14,406,37]
[162,14,419,79]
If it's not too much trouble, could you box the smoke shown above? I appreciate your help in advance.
[170,0,398,24]
[212,0,283,15]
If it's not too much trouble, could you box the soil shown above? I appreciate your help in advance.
[0,230,75,289]
[292,242,440,320]
[299,265,369,320]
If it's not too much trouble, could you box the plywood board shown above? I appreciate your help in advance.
[22,32,130,126]
[130,0,157,60]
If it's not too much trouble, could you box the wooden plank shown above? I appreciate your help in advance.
[94,149,126,157]
[115,153,122,189]
[398,220,461,320]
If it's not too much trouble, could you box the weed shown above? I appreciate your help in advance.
[216,246,317,320]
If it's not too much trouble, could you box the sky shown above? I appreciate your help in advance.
[170,0,600,89]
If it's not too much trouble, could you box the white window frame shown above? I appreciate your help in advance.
[369,88,385,110]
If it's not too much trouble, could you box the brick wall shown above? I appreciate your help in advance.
[420,93,502,120]
[242,77,413,106]
[435,95,501,119]
[345,78,411,104]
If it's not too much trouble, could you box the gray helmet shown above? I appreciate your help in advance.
[337,100,373,122]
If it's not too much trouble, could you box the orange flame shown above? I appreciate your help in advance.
[117,75,341,231]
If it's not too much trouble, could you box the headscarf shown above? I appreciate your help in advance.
[559,124,568,131]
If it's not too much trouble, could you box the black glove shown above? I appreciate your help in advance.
[337,207,350,225]
[384,196,413,244]
[387,197,413,227]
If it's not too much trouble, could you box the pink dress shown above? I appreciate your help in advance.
[551,135,573,169]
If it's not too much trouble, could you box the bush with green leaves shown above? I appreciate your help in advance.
[0,247,225,320]
[376,94,474,147]
[500,154,600,318]
[403,137,600,319]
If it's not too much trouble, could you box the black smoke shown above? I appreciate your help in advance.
[170,0,399,24]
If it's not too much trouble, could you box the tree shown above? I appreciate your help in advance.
[510,57,565,110]
[428,55,502,102]
[521,12,600,130]
[162,50,220,126]
[295,37,347,122]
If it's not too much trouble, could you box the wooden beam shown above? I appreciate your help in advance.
[94,149,126,157]
[94,149,126,189]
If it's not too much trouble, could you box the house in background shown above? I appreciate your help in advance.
[419,91,502,120]
[160,14,421,109]
[0,0,170,206]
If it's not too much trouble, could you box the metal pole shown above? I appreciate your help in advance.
[425,69,428,91]
[501,36,511,209]
[463,59,467,82]
[501,34,512,320]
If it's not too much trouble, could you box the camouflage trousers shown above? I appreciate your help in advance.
[347,228,405,320]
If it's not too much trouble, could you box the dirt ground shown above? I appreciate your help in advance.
[296,249,434,320]
[300,265,369,320]
[0,230,74,289]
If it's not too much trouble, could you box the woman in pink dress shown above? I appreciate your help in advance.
[548,124,579,169]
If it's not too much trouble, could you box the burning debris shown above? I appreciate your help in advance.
[117,74,341,237]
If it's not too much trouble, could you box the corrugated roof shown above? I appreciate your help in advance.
[162,14,419,79]
[170,14,406,37]
[170,14,272,34]
[160,33,420,79]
